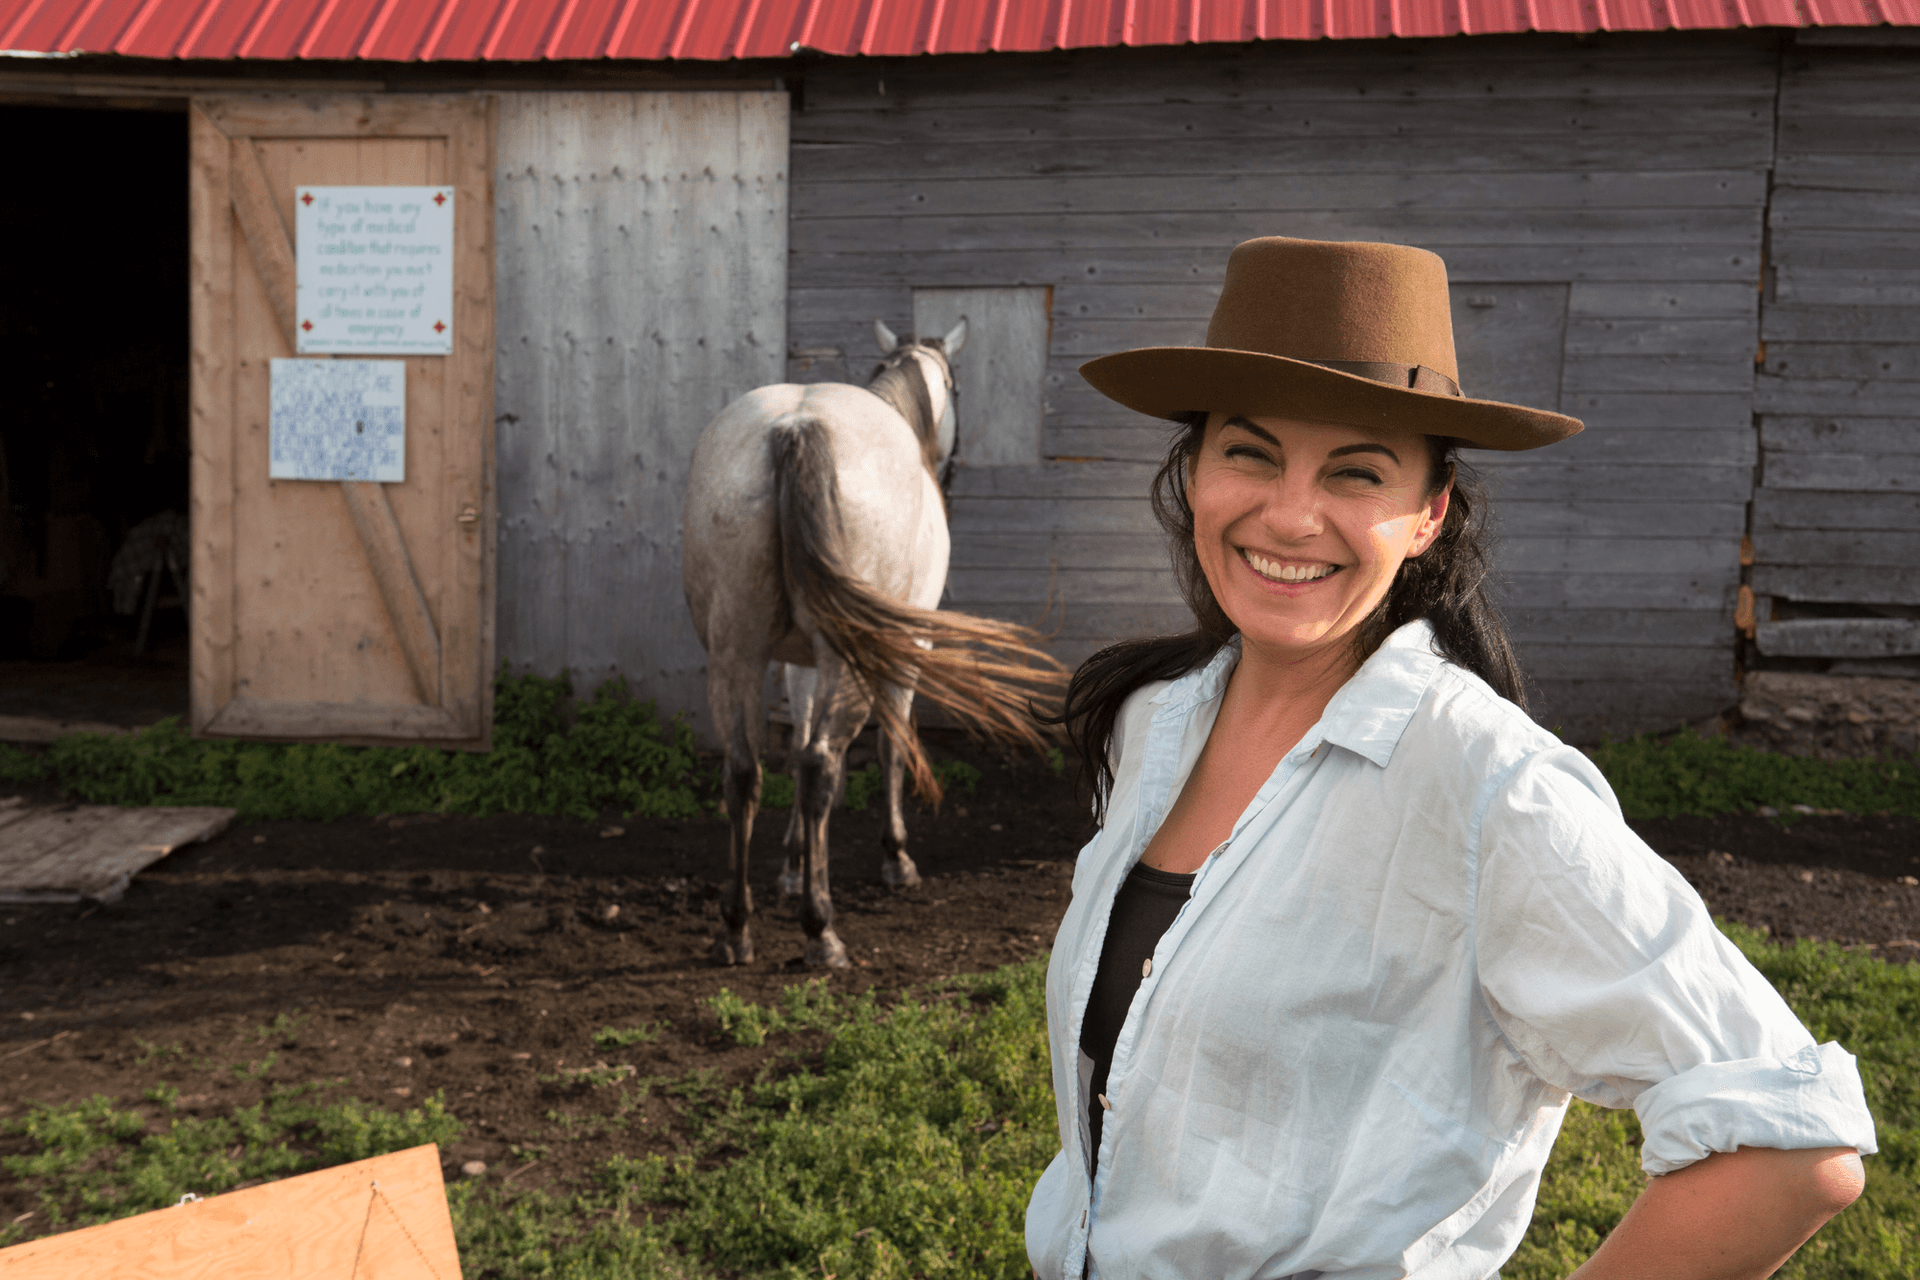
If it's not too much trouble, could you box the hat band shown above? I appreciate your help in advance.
[1305,359,1461,398]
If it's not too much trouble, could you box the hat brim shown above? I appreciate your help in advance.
[1080,348,1583,451]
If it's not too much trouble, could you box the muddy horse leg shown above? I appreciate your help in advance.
[707,649,765,966]
[777,662,817,899]
[875,683,923,889]
[790,659,869,969]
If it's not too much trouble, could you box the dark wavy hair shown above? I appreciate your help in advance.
[1051,410,1526,824]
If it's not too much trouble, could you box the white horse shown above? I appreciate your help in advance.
[683,319,1062,968]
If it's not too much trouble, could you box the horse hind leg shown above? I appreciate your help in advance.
[875,683,923,889]
[790,659,867,969]
[777,662,816,899]
[709,652,766,967]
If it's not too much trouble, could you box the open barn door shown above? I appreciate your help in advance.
[188,95,495,747]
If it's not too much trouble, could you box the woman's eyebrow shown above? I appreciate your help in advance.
[1222,415,1280,446]
[1329,442,1401,464]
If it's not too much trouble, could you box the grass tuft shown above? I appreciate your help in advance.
[1591,732,1920,821]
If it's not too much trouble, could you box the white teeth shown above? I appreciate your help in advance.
[1243,551,1335,583]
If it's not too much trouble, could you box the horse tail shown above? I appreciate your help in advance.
[769,416,1066,804]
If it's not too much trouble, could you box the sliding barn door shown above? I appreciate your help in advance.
[189,94,495,747]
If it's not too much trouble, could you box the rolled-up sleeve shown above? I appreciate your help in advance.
[1473,748,1878,1175]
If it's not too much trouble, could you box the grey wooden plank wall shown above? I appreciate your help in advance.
[494,91,789,737]
[787,35,1773,741]
[1754,47,1920,633]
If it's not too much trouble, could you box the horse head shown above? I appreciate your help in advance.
[870,318,968,474]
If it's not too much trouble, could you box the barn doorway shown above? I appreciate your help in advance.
[0,105,191,735]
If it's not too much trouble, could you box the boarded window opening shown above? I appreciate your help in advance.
[912,287,1050,467]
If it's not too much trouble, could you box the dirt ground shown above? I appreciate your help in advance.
[3,734,1918,1240]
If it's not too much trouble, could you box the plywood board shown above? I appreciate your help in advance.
[0,1143,459,1280]
[0,803,234,903]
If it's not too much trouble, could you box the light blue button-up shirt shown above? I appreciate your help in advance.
[1025,621,1877,1280]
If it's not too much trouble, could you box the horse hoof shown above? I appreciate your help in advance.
[711,933,754,966]
[777,865,803,898]
[881,855,922,889]
[803,930,850,969]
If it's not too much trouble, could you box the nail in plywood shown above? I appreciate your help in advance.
[0,1143,461,1280]
[0,801,235,903]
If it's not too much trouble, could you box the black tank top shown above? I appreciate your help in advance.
[1079,861,1195,1167]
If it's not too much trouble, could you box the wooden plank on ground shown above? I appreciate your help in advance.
[0,1144,459,1280]
[0,805,234,903]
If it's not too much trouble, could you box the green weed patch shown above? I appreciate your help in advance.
[2,672,997,825]
[0,1084,460,1244]
[1591,732,1920,821]
[2,672,704,823]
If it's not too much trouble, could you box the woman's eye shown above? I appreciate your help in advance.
[1224,445,1271,462]
[1335,467,1383,483]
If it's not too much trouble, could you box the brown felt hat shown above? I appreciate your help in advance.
[1080,237,1583,450]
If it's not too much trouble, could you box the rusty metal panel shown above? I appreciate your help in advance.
[4,0,1918,63]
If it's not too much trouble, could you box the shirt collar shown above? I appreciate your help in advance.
[1148,619,1445,769]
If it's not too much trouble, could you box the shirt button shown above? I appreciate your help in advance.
[1141,958,1152,978]
[1098,1093,1112,1110]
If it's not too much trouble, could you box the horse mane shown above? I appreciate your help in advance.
[866,340,947,481]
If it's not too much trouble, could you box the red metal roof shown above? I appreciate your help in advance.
[3,0,1916,62]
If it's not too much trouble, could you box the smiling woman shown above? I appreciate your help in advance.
[1027,238,1875,1280]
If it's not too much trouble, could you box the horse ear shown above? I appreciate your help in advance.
[874,319,899,353]
[942,316,969,359]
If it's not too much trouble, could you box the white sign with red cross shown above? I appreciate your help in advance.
[294,185,454,355]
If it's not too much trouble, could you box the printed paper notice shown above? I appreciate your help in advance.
[269,359,406,482]
[295,186,454,355]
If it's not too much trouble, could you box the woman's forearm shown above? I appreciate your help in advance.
[1570,1146,1864,1280]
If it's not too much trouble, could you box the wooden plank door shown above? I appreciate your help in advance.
[189,94,495,748]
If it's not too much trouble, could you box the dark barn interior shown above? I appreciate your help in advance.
[0,104,191,728]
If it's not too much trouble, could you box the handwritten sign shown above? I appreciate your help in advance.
[295,186,454,355]
[269,359,406,482]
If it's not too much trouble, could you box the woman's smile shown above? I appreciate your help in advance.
[1237,549,1340,585]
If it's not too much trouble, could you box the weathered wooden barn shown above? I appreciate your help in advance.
[1,0,1917,748]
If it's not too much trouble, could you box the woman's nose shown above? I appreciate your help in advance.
[1260,475,1323,537]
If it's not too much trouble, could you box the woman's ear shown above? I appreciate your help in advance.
[1407,483,1452,557]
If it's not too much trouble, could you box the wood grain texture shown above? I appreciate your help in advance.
[492,91,789,739]
[341,481,443,703]
[188,106,237,734]
[204,698,464,742]
[1753,489,1920,532]
[1756,618,1920,658]
[0,807,234,903]
[1754,47,1920,621]
[225,140,299,344]
[191,95,494,747]
[0,1144,459,1280]
[1751,564,1920,606]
